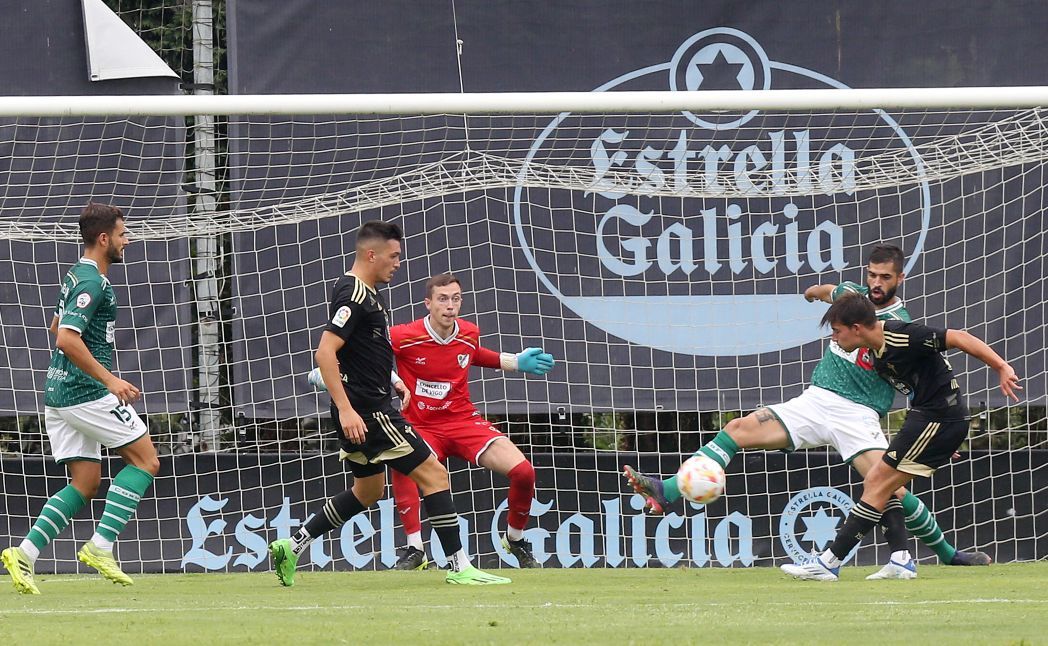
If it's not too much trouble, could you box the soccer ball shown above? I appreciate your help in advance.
[676,455,726,504]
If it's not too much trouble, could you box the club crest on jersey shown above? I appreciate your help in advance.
[457,353,469,368]
[331,306,351,327]
[76,293,92,309]
[856,347,874,370]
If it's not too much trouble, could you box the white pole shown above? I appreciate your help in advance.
[192,0,222,452]
[0,87,1047,117]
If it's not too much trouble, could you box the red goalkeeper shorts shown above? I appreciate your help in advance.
[415,414,505,464]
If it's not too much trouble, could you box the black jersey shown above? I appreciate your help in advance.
[323,272,394,413]
[874,320,966,416]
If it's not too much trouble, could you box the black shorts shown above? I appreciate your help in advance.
[882,408,970,477]
[332,405,432,478]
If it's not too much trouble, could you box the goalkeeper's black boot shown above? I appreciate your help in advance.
[392,546,429,571]
[502,536,540,568]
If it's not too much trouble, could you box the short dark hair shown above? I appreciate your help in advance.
[79,202,124,246]
[356,220,402,248]
[425,273,461,298]
[821,293,877,329]
[867,244,905,274]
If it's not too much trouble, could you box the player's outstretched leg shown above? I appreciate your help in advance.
[622,465,670,514]
[77,542,133,586]
[501,536,539,568]
[269,538,298,587]
[2,547,41,595]
[393,546,429,571]
[780,556,840,582]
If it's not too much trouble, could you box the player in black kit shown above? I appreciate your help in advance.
[783,294,1021,581]
[268,220,509,586]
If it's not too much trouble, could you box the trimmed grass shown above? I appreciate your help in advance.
[1,563,1045,644]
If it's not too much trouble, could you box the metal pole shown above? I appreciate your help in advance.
[192,0,221,451]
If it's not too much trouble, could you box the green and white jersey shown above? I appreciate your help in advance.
[44,258,118,407]
[809,281,911,416]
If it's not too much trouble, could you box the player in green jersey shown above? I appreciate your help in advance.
[623,244,991,575]
[1,203,160,595]
[782,294,1020,581]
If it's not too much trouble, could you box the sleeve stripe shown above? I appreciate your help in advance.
[351,278,366,304]
[57,323,84,334]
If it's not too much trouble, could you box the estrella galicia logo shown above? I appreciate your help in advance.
[778,486,859,564]
[513,27,930,356]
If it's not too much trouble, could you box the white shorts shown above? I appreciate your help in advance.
[44,394,149,464]
[767,386,887,462]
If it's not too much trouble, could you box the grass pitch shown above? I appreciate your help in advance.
[1,563,1045,645]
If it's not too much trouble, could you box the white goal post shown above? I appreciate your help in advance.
[0,88,1044,573]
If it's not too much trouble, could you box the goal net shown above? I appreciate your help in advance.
[0,91,1045,573]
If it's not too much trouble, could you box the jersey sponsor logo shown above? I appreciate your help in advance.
[779,487,859,565]
[105,321,116,344]
[513,28,929,356]
[417,400,452,412]
[331,306,351,327]
[76,292,92,309]
[415,378,452,400]
[457,353,470,369]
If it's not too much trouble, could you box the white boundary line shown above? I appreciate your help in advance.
[1,599,1045,616]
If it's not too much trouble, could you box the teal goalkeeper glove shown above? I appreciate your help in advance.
[517,347,555,375]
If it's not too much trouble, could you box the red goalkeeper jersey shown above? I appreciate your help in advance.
[390,317,501,428]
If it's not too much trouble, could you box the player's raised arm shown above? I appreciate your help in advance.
[945,329,1022,401]
[803,284,836,303]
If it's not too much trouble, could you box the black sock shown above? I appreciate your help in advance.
[291,490,367,555]
[880,498,908,554]
[422,489,463,557]
[829,500,882,561]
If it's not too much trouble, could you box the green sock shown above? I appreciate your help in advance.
[96,465,154,542]
[663,431,740,503]
[26,484,87,551]
[901,491,957,563]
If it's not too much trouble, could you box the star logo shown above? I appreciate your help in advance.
[669,29,770,130]
[688,49,746,91]
[799,508,842,550]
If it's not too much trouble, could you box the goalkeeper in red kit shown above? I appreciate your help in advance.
[310,273,554,569]
[389,274,553,569]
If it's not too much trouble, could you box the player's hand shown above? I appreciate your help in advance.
[393,379,411,411]
[803,285,822,302]
[517,347,555,375]
[338,406,367,444]
[997,363,1022,402]
[107,377,140,406]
